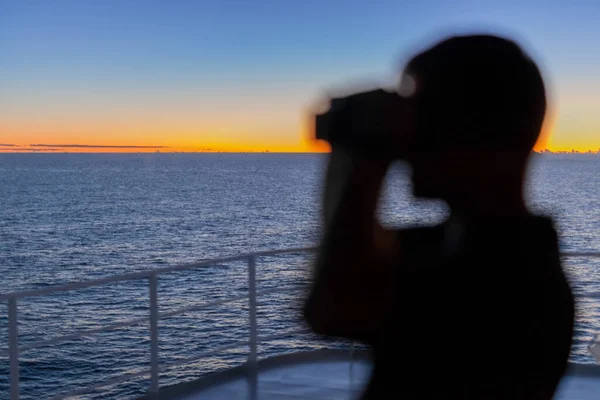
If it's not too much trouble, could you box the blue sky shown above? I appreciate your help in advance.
[1,0,599,151]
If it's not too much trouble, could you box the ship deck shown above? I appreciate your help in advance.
[145,349,600,400]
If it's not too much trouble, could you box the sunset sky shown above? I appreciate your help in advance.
[1,0,599,153]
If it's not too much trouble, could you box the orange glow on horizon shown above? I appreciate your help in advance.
[2,84,598,154]
[0,109,595,154]
[1,135,597,153]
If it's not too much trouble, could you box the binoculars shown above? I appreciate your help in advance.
[315,88,408,158]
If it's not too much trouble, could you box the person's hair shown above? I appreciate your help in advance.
[405,34,546,153]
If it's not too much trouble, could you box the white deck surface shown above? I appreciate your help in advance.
[151,350,600,400]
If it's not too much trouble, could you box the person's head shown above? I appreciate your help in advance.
[400,34,546,208]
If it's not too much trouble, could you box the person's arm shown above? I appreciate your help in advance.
[304,145,402,339]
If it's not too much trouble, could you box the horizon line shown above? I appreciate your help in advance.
[1,150,599,155]
[0,150,329,154]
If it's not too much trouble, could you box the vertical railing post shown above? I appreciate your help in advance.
[8,297,20,400]
[247,255,258,366]
[149,273,159,394]
[247,255,258,400]
[349,341,355,391]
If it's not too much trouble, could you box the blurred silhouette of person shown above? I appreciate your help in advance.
[304,34,575,399]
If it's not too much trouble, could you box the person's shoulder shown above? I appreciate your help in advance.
[507,214,558,243]
[476,214,559,258]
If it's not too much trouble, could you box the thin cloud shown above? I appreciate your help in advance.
[0,143,16,146]
[29,144,169,149]
[1,147,63,152]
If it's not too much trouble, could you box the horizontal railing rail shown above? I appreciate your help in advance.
[2,248,599,400]
[561,252,600,258]
[0,284,310,358]
[0,246,314,302]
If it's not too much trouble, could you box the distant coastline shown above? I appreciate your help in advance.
[535,149,600,155]
[0,151,328,155]
[0,145,598,155]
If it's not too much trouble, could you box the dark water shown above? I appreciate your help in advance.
[0,153,599,399]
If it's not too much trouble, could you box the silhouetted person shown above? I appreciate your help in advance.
[304,34,575,399]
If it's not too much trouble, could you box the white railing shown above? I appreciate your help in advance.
[0,247,317,400]
[1,248,599,399]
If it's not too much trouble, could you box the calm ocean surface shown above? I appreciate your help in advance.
[1,153,599,399]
